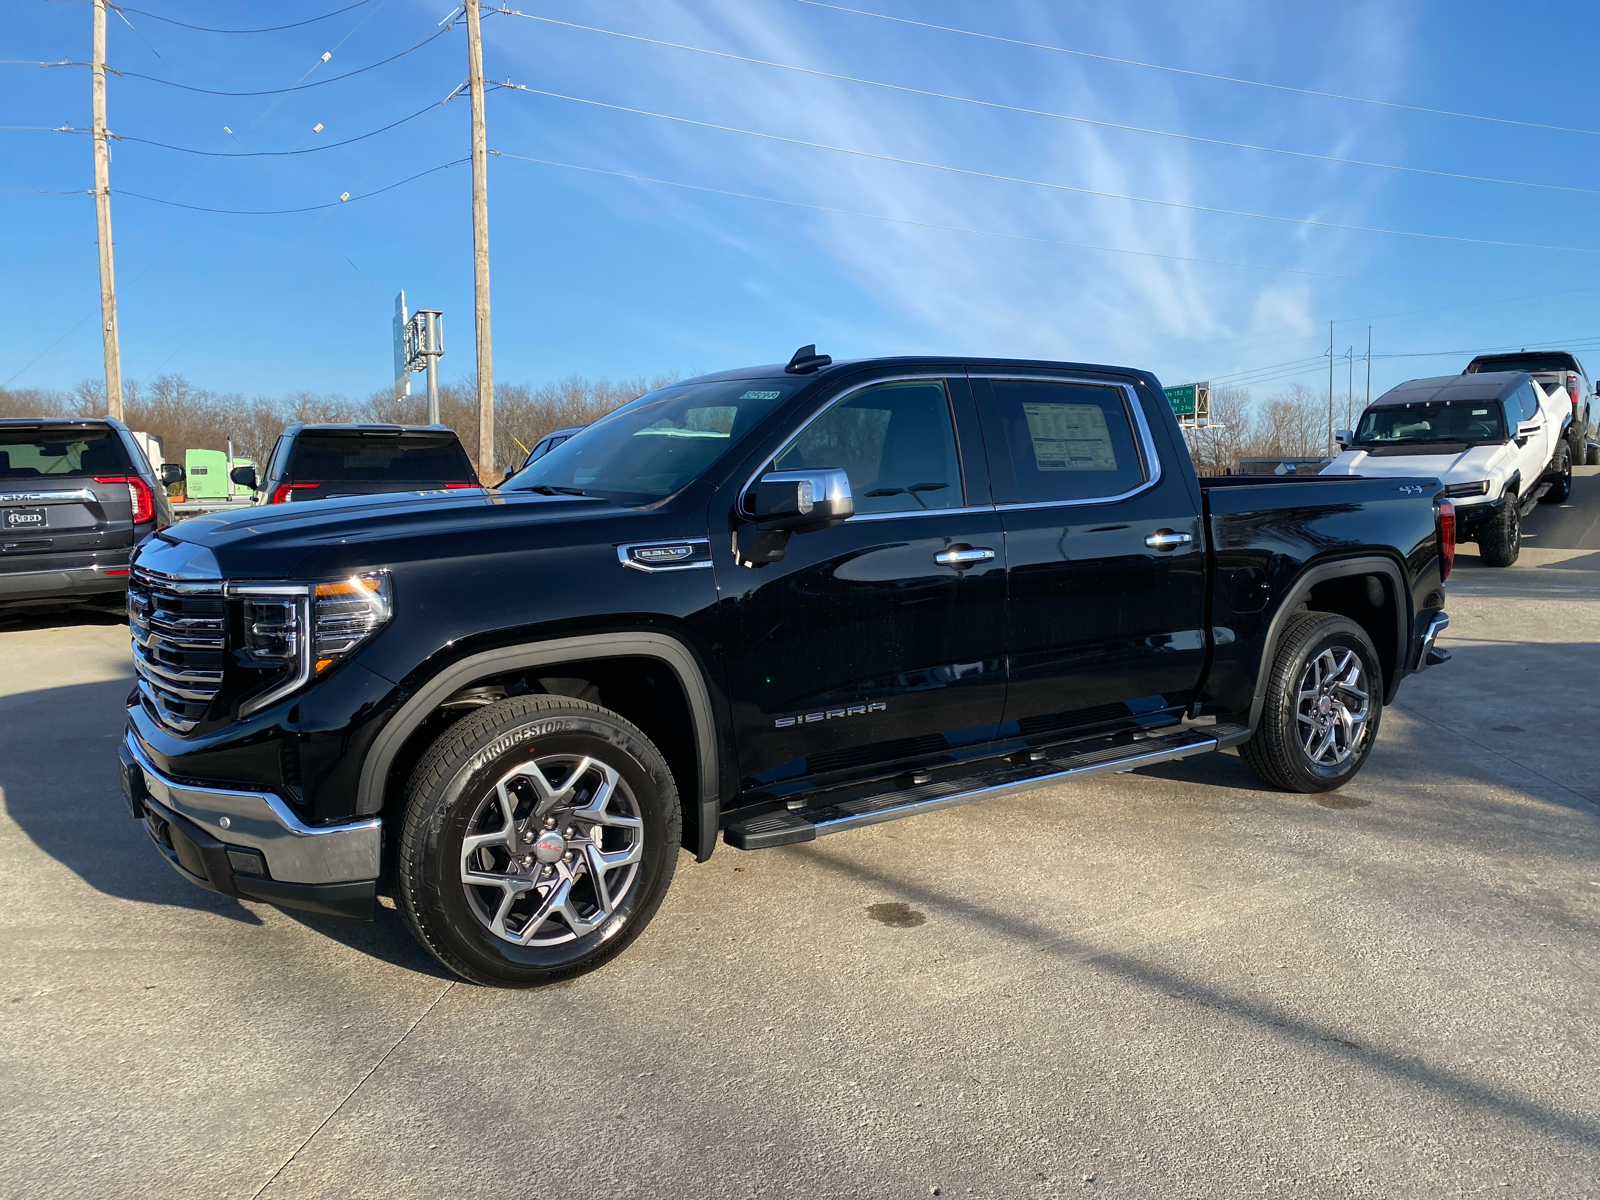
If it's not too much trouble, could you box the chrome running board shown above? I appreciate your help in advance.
[725,723,1250,850]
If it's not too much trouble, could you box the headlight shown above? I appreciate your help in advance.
[232,570,392,717]
[313,572,393,670]
[1444,480,1490,498]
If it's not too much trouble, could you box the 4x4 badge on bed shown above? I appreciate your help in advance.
[1394,485,1425,494]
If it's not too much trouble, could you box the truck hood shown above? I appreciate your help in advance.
[143,488,612,578]
[1323,442,1510,485]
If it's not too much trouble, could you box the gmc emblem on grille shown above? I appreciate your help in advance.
[775,702,886,729]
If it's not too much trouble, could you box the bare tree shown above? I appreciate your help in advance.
[1257,383,1326,457]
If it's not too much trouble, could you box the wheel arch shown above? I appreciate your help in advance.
[1244,555,1410,732]
[357,633,722,861]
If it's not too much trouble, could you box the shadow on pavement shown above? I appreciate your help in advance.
[1,675,448,977]
[0,603,128,633]
[791,843,1600,1153]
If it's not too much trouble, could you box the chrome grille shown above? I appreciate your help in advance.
[128,568,226,732]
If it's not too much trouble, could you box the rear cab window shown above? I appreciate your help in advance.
[978,379,1148,504]
[0,427,131,480]
[285,433,477,484]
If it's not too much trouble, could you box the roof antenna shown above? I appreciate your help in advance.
[784,344,832,374]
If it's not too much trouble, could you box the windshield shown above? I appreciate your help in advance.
[0,427,130,479]
[1355,400,1506,446]
[501,379,803,504]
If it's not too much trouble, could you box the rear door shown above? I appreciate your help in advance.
[971,372,1207,739]
[0,426,136,558]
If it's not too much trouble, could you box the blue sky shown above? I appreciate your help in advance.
[5,0,1600,404]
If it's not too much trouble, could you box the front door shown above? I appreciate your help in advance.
[717,375,1008,794]
[972,373,1207,740]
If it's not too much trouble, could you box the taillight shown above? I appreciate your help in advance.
[1567,373,1579,403]
[270,482,321,504]
[95,475,154,524]
[1437,498,1456,582]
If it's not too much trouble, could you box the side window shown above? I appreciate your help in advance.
[986,380,1147,504]
[773,379,963,515]
[1519,383,1540,423]
[266,437,289,479]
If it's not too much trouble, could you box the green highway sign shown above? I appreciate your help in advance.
[1164,381,1210,420]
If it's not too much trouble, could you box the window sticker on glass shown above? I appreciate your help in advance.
[633,406,737,439]
[740,390,782,400]
[1022,403,1118,471]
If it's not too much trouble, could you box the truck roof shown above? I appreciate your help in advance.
[1369,371,1531,408]
[682,355,1159,388]
[1465,351,1584,376]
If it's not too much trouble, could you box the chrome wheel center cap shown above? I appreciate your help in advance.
[531,830,567,865]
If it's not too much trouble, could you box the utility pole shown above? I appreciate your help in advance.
[465,0,494,476]
[1365,325,1373,408]
[1346,347,1354,430]
[92,0,123,420]
[1327,320,1335,456]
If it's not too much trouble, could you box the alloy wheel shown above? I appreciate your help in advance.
[1294,647,1370,767]
[460,754,644,946]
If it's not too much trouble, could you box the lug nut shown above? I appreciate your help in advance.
[563,826,575,838]
[562,850,574,863]
[520,855,534,870]
[521,830,536,844]
[544,817,558,830]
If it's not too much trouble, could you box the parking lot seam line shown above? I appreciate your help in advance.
[1390,702,1599,812]
[248,980,455,1199]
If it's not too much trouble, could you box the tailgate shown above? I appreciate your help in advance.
[1,480,134,562]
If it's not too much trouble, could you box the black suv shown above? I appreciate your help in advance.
[233,423,480,504]
[1,417,177,612]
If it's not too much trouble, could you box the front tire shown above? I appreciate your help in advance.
[396,695,681,987]
[1239,612,1383,794]
[1542,444,1572,504]
[1478,498,1521,567]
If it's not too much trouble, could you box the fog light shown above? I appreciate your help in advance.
[226,848,267,876]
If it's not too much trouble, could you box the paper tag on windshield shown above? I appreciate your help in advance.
[1022,403,1117,471]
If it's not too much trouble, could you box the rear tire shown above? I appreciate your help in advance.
[1239,612,1383,794]
[396,695,681,988]
[1478,499,1520,567]
[1542,444,1572,504]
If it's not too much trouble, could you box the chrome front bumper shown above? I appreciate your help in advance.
[122,729,380,885]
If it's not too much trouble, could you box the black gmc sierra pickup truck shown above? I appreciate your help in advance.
[118,350,1454,987]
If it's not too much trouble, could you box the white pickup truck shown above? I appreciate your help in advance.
[1324,370,1571,567]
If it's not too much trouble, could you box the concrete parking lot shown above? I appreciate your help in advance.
[2,473,1598,1199]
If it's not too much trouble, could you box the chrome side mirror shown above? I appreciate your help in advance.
[752,468,853,528]
[736,468,854,567]
[1334,429,1353,449]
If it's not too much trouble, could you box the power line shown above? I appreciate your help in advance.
[116,157,469,214]
[113,22,453,96]
[501,11,1600,199]
[497,83,1600,257]
[108,0,375,34]
[116,88,462,156]
[489,151,1555,298]
[0,59,83,67]
[794,0,1600,140]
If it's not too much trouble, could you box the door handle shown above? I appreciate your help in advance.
[1144,530,1194,551]
[934,546,996,566]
